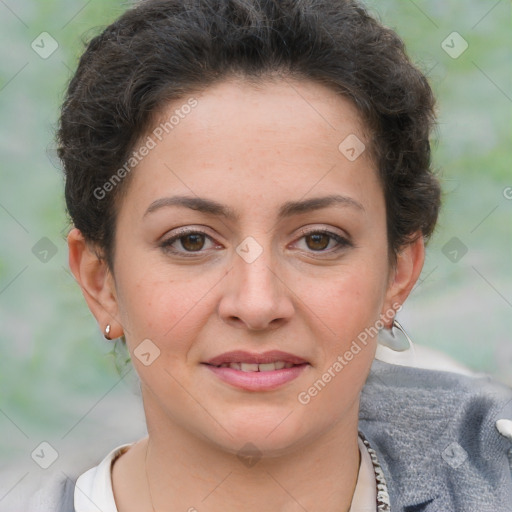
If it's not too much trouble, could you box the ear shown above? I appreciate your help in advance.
[67,227,123,339]
[381,234,425,327]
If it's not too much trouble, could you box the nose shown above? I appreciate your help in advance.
[217,242,295,332]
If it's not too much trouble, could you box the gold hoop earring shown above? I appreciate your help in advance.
[104,324,112,340]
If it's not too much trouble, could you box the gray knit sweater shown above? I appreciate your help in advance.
[14,361,512,511]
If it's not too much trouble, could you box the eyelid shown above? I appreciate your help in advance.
[294,225,350,240]
[164,225,216,239]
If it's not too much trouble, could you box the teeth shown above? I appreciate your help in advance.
[240,363,259,372]
[217,361,297,371]
[258,363,278,372]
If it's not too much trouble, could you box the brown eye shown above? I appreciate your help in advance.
[305,233,330,251]
[160,229,218,256]
[180,233,205,251]
[293,229,353,255]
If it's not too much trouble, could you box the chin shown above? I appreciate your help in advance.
[206,410,311,457]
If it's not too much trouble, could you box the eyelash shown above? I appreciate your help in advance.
[159,228,352,257]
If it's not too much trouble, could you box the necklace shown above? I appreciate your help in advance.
[144,434,391,512]
[358,431,391,511]
[144,439,156,512]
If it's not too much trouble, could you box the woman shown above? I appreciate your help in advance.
[33,0,512,510]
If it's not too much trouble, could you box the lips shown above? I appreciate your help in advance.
[202,350,310,391]
[203,349,309,367]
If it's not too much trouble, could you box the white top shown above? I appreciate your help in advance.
[74,437,377,511]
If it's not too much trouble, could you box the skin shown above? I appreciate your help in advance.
[68,77,424,512]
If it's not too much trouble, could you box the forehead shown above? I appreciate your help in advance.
[123,77,380,216]
[154,77,367,151]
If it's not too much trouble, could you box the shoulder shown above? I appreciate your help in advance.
[361,359,512,416]
[0,467,76,512]
[0,443,133,512]
[30,473,75,512]
[359,360,512,511]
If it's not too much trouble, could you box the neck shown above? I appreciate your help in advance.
[113,397,362,512]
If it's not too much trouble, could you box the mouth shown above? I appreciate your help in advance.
[204,361,306,371]
[203,349,309,367]
[201,350,310,391]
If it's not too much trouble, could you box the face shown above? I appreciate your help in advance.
[73,77,421,457]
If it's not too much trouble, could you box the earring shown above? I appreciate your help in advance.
[378,319,413,352]
[104,324,112,340]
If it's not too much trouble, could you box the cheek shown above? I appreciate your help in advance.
[114,260,194,340]
[291,275,384,433]
[309,259,389,337]
[115,261,224,370]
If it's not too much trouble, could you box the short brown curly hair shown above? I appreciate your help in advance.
[58,0,441,271]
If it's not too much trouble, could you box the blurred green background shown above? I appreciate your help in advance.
[0,0,511,492]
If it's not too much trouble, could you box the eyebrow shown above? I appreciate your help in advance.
[143,194,365,221]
